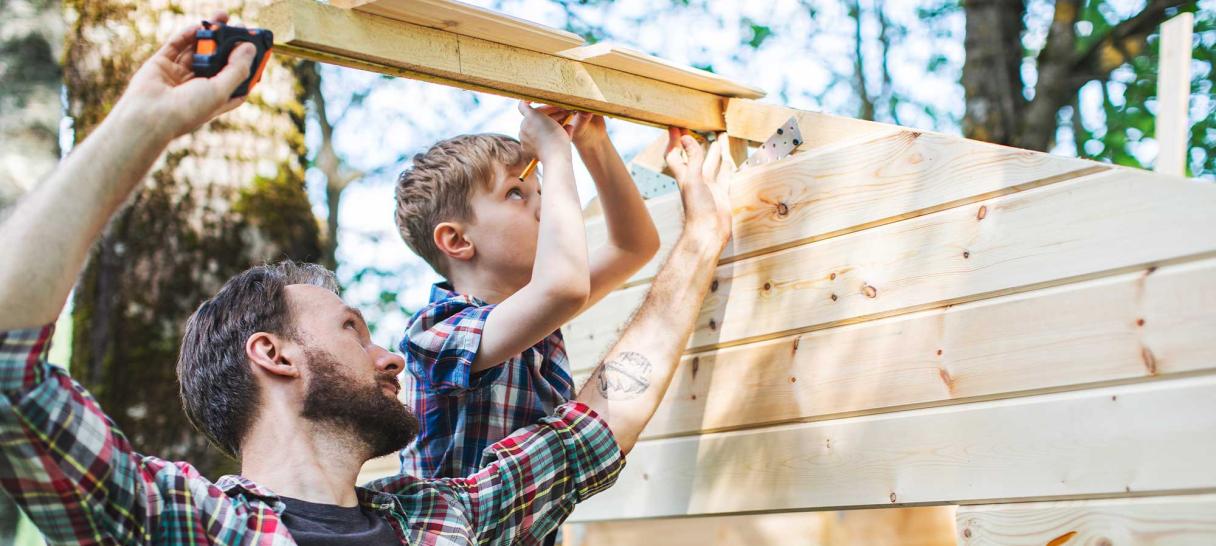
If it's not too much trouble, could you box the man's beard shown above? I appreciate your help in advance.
[300,347,419,459]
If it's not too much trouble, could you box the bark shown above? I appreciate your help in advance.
[963,0,1192,151]
[0,0,62,219]
[65,0,321,477]
[961,0,1027,145]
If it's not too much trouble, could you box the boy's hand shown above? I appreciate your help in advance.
[665,127,732,251]
[115,12,254,141]
[517,101,573,162]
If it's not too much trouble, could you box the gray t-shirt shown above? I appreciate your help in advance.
[280,496,399,546]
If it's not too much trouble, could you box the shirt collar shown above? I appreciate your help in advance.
[430,281,487,306]
[216,475,398,513]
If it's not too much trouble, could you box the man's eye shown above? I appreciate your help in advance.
[507,188,524,200]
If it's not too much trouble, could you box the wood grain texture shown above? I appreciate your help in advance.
[259,0,725,130]
[1155,13,1194,177]
[332,0,584,54]
[567,168,1216,367]
[583,128,1104,290]
[956,494,1216,545]
[725,99,903,145]
[565,506,957,546]
[559,42,765,98]
[570,257,1216,439]
[570,374,1216,521]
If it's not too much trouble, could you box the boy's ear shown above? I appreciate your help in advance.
[434,221,475,262]
[246,331,301,380]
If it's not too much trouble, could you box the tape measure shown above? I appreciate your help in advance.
[191,21,273,98]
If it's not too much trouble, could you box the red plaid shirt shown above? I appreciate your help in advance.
[399,283,575,479]
[0,325,622,545]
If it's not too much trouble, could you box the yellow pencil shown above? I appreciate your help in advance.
[519,112,577,181]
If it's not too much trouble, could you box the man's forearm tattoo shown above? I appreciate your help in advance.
[596,352,653,400]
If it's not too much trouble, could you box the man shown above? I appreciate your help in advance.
[0,13,733,546]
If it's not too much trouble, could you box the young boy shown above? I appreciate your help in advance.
[392,101,660,483]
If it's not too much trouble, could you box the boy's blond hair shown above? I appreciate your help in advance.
[394,134,526,276]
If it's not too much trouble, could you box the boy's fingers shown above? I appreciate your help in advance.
[665,143,688,183]
[517,100,536,118]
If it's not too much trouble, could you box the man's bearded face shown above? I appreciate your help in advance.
[300,347,418,458]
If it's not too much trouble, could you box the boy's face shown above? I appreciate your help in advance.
[464,162,542,290]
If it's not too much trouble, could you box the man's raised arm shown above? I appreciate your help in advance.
[575,128,734,454]
[0,15,254,331]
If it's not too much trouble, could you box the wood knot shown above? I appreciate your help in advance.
[977,205,988,220]
[691,357,700,378]
[763,281,772,291]
[1136,318,1145,327]
[830,293,838,302]
[1141,346,1157,375]
[792,338,800,353]
[710,279,719,292]
[708,318,717,330]
[1046,531,1077,546]
[690,394,696,400]
[862,284,878,298]
[829,272,837,280]
[963,251,970,259]
[889,492,897,503]
[936,349,943,356]
[962,528,972,538]
[776,202,790,217]
[789,376,797,383]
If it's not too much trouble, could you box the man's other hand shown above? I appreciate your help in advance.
[664,127,732,251]
[117,12,255,140]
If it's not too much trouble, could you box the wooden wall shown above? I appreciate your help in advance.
[564,100,1216,545]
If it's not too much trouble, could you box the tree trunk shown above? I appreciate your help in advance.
[65,0,321,478]
[0,0,62,219]
[961,0,1027,146]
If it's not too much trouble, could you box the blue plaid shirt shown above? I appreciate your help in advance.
[399,283,576,479]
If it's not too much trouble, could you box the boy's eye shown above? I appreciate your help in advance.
[507,188,524,200]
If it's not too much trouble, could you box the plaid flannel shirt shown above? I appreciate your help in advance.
[0,325,622,545]
[399,283,575,479]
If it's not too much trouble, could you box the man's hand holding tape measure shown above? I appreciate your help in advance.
[115,12,271,140]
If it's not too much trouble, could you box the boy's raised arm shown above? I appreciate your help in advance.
[570,114,661,311]
[470,103,591,371]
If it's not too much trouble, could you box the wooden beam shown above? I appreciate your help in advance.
[566,168,1216,365]
[259,0,725,130]
[725,99,902,145]
[956,494,1216,545]
[573,257,1216,439]
[584,127,1104,290]
[565,506,957,546]
[1155,13,1194,177]
[570,375,1216,521]
[559,43,765,98]
[331,0,584,54]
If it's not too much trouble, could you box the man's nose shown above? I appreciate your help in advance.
[373,345,404,373]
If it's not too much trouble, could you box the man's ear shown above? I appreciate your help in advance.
[434,221,475,262]
[246,332,300,379]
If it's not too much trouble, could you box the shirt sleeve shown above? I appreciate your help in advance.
[452,401,625,543]
[402,299,501,395]
[0,326,156,544]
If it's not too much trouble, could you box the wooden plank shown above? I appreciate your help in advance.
[957,494,1216,545]
[725,99,903,145]
[573,257,1216,439]
[567,168,1216,366]
[565,506,957,546]
[570,374,1216,521]
[259,0,725,130]
[559,42,765,98]
[332,0,585,55]
[1155,13,1194,177]
[584,127,1104,291]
